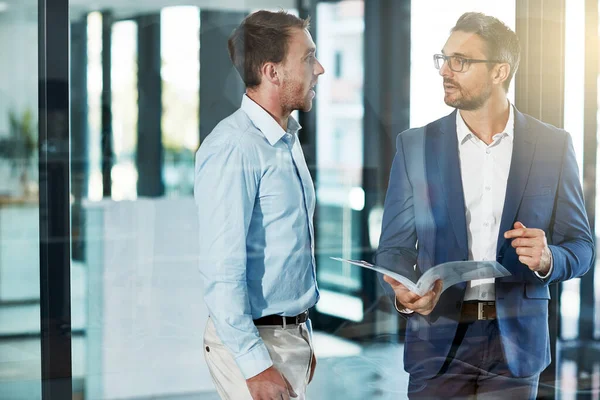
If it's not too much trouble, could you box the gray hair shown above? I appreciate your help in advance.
[452,12,521,91]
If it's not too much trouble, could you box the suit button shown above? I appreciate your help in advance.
[205,346,210,352]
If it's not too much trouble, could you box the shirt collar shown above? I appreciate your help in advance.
[241,94,302,146]
[456,102,515,145]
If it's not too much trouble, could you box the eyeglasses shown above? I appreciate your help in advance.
[433,54,502,73]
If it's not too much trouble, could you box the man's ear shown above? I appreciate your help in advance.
[493,63,510,87]
[261,62,280,86]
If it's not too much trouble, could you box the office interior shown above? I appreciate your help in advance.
[0,0,598,398]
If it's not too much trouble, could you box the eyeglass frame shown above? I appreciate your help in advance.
[433,53,504,73]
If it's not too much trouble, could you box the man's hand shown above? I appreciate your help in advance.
[246,366,297,400]
[383,276,443,316]
[308,353,317,384]
[504,221,551,275]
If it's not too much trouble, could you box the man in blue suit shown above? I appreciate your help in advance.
[376,12,594,399]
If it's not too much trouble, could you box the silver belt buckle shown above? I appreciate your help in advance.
[478,303,486,320]
[477,302,494,320]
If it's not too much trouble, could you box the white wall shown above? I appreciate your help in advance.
[85,198,213,399]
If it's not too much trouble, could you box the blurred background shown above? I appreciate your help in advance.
[0,0,598,399]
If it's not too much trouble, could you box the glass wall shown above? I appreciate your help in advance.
[161,7,200,197]
[110,19,139,200]
[69,2,317,399]
[73,5,211,399]
[562,0,586,342]
[0,0,597,399]
[87,11,103,201]
[0,1,41,399]
[70,0,600,398]
[315,0,365,323]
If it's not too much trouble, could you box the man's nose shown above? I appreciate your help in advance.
[315,58,325,75]
[439,59,452,78]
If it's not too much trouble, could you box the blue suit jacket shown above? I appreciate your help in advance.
[375,108,594,379]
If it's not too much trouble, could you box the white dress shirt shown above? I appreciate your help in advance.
[457,106,514,301]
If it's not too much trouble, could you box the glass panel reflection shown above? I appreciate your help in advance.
[0,1,41,399]
[315,0,365,321]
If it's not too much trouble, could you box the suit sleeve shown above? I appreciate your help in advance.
[375,133,419,311]
[543,133,595,285]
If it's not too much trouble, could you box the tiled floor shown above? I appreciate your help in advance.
[1,263,599,399]
[3,333,600,399]
[0,332,405,400]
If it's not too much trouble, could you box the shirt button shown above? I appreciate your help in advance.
[485,186,491,191]
[483,222,489,227]
[486,149,491,154]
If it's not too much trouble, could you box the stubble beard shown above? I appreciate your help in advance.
[444,80,492,111]
[281,79,312,113]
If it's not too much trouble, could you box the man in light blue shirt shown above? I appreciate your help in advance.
[194,10,325,400]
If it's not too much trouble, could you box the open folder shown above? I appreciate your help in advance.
[330,257,511,296]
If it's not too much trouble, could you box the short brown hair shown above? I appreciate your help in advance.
[228,10,310,88]
[452,12,521,91]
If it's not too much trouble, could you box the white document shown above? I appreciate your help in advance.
[330,257,511,296]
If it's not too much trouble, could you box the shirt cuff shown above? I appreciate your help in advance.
[534,248,554,280]
[235,341,273,379]
[394,297,414,315]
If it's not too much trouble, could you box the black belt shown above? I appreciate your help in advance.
[254,310,309,327]
[461,301,496,321]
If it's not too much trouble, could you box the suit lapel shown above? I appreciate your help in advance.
[431,110,469,256]
[496,109,537,255]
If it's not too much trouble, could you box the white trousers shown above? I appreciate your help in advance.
[203,318,314,400]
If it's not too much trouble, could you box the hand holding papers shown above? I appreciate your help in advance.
[330,257,511,296]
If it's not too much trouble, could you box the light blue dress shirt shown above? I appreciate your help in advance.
[194,95,319,379]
